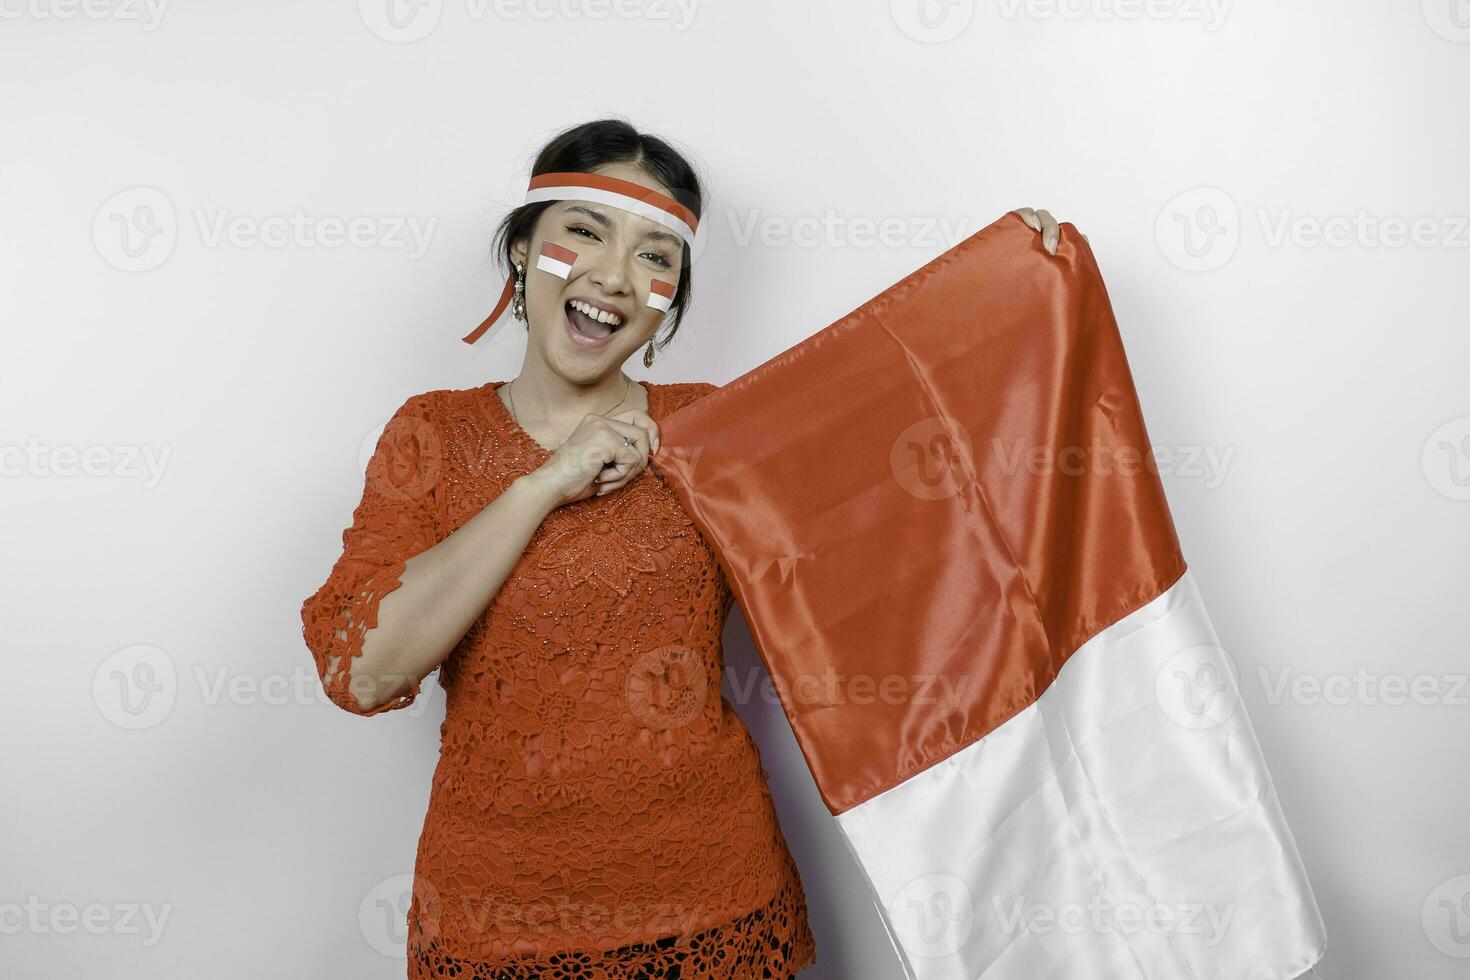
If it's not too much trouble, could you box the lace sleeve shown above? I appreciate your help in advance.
[300,392,446,716]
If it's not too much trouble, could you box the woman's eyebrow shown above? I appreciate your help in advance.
[564,204,682,248]
[564,204,612,228]
[641,227,683,248]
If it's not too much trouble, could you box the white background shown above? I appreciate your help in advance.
[2,2,1467,977]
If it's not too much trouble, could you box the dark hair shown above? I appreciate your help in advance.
[491,118,705,355]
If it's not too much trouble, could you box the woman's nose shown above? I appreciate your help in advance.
[588,247,635,293]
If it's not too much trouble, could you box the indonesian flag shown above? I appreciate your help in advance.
[648,277,676,313]
[536,240,577,279]
[649,212,1326,979]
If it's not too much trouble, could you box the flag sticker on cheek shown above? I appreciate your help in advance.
[536,241,578,279]
[648,278,676,313]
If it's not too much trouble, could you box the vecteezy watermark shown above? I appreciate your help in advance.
[992,895,1237,947]
[1422,415,1470,501]
[92,186,438,272]
[361,873,426,956]
[1157,186,1470,271]
[994,0,1231,31]
[358,0,443,42]
[358,410,444,502]
[889,0,977,44]
[1256,209,1470,250]
[193,208,436,258]
[93,646,438,728]
[194,665,437,715]
[1155,643,1242,731]
[890,873,976,959]
[989,437,1237,489]
[1423,874,1470,958]
[93,644,178,730]
[891,415,973,501]
[0,438,172,488]
[724,665,973,715]
[1257,666,1470,708]
[420,887,710,944]
[726,209,979,252]
[0,896,173,945]
[1156,187,1240,272]
[1422,0,1470,44]
[890,422,1235,502]
[93,187,177,272]
[626,644,708,731]
[357,0,701,43]
[0,0,170,31]
[891,0,1229,42]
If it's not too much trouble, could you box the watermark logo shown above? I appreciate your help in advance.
[626,644,707,730]
[1158,190,1469,270]
[1257,209,1469,250]
[1156,187,1239,272]
[482,0,702,30]
[358,0,443,43]
[0,0,170,30]
[891,415,973,501]
[1422,416,1470,501]
[1257,666,1469,708]
[359,0,702,41]
[994,0,1231,31]
[1423,874,1470,957]
[993,894,1236,946]
[93,187,177,272]
[891,873,975,958]
[1155,643,1240,730]
[361,873,440,955]
[1422,0,1470,43]
[989,437,1236,489]
[362,410,444,502]
[93,644,177,730]
[0,896,172,944]
[726,208,977,252]
[0,439,172,488]
[724,664,973,713]
[890,0,975,42]
[93,187,438,271]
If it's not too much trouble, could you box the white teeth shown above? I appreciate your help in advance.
[570,299,622,326]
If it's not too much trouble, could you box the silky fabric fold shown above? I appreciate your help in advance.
[648,211,1325,978]
[651,211,1185,815]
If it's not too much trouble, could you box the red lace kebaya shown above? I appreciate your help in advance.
[301,380,816,979]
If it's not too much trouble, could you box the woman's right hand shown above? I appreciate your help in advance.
[530,408,661,509]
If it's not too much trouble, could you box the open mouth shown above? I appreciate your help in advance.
[565,299,624,342]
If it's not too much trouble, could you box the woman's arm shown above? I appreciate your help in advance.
[345,470,563,712]
[333,401,660,714]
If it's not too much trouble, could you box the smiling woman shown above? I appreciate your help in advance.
[301,119,819,980]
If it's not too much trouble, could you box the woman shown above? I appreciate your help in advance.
[301,117,1063,979]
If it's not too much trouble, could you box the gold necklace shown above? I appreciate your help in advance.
[506,375,635,443]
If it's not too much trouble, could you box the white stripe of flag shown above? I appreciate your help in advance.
[536,241,577,279]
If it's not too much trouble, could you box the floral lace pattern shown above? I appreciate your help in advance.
[301,380,816,977]
[408,868,812,980]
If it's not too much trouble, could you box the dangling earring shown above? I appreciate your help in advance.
[643,338,657,367]
[511,261,527,323]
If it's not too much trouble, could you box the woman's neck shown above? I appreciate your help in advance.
[501,362,646,437]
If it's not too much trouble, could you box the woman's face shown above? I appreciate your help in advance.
[511,161,686,382]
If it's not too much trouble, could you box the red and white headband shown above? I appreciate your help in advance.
[462,171,699,345]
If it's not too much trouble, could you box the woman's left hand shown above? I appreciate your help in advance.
[1013,207,1062,254]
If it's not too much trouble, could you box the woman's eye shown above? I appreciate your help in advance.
[644,253,673,268]
[568,224,599,240]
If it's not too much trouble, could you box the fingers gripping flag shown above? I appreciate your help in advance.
[649,212,1326,980]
